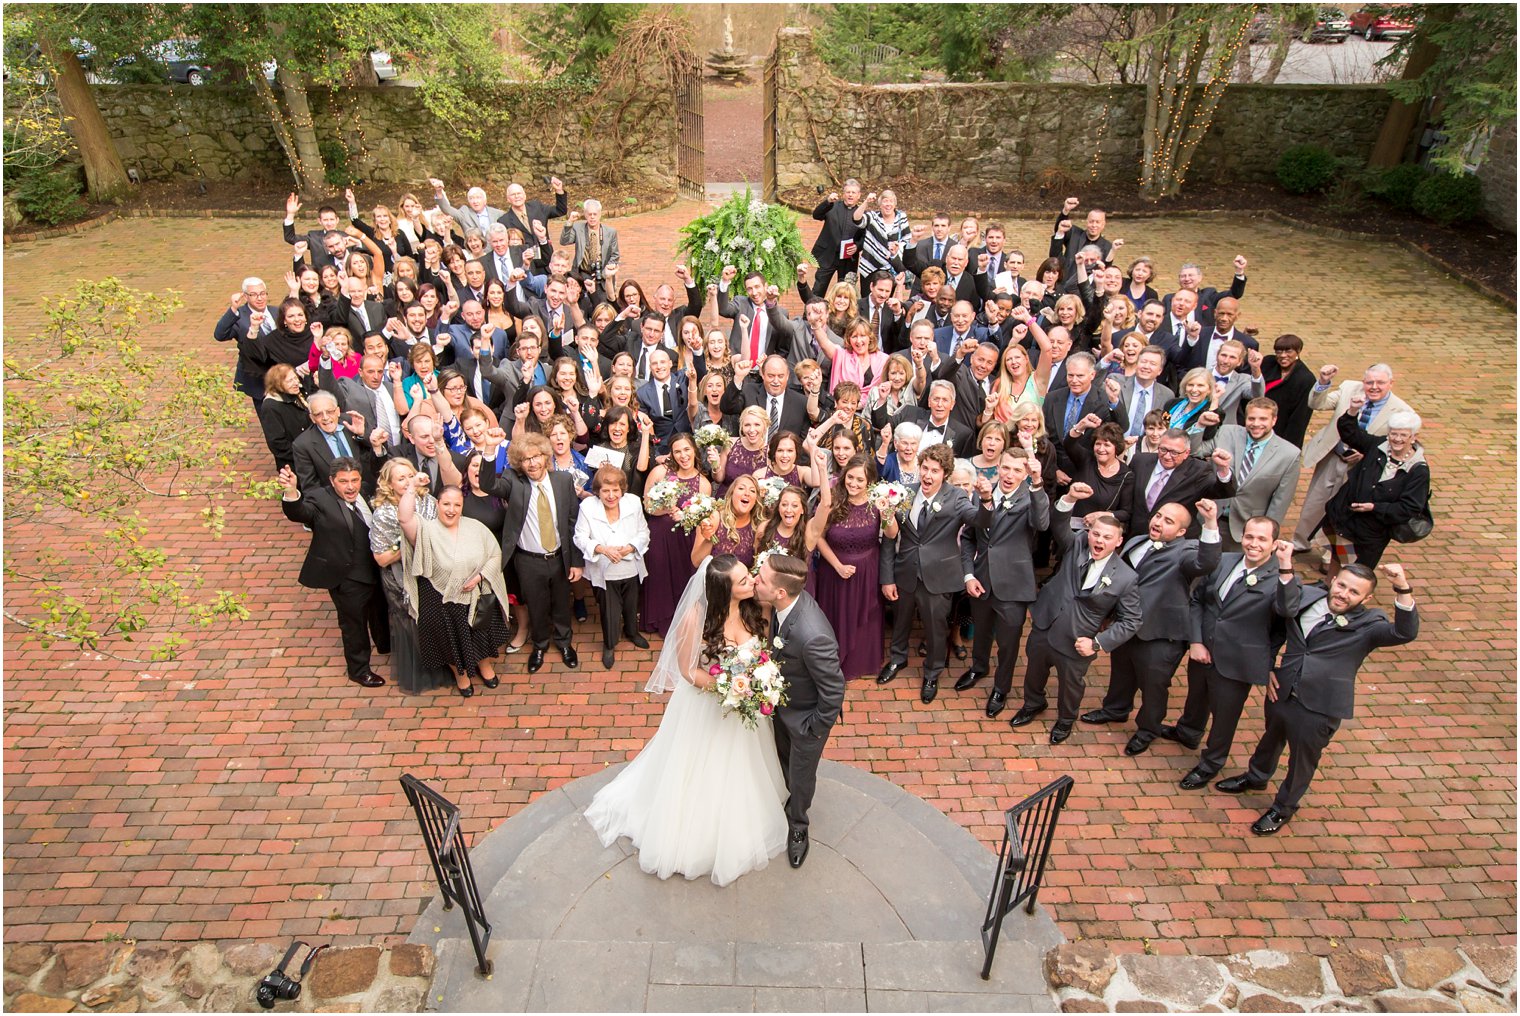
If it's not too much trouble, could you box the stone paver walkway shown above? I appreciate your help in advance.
[3,203,1514,960]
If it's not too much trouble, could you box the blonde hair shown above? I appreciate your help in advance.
[372,458,418,510]
[1179,367,1217,408]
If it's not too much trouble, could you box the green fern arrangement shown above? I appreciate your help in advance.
[676,187,810,291]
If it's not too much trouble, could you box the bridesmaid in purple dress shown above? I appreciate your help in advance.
[816,455,899,680]
[639,434,710,633]
[755,430,823,489]
[692,473,761,569]
[756,483,829,597]
[717,406,770,497]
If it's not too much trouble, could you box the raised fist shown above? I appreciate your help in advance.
[721,264,738,283]
[428,177,445,192]
[1234,254,1249,274]
[1211,448,1233,472]
[1318,364,1339,385]
[1062,196,1081,214]
[277,465,299,494]
[1195,498,1218,525]
[1068,481,1094,501]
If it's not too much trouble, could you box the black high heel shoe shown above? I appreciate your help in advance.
[456,682,475,698]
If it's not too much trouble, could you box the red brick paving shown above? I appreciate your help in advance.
[3,203,1514,957]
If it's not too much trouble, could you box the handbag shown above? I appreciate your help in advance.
[470,588,500,629]
[1391,498,1434,544]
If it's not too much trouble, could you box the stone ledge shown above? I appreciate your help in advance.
[5,941,434,1014]
[1048,943,1516,1014]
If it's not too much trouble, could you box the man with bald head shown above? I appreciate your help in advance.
[1051,196,1120,270]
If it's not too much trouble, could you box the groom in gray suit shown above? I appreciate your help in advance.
[753,552,846,869]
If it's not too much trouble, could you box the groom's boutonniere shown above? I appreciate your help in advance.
[930,499,942,513]
[1333,614,1348,628]
[773,636,786,650]
[1245,574,1258,587]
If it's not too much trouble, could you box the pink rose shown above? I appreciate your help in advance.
[709,664,722,675]
[760,703,773,716]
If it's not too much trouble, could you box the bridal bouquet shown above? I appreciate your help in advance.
[758,475,789,508]
[645,479,683,514]
[693,423,732,453]
[867,480,910,518]
[675,187,809,290]
[706,638,788,729]
[672,492,720,534]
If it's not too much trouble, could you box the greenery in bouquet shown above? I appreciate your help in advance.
[676,187,810,291]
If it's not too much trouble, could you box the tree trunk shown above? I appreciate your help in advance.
[264,4,328,195]
[1367,7,1456,167]
[38,37,131,202]
[249,66,306,192]
[1261,26,1293,84]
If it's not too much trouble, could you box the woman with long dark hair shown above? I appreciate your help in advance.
[641,433,711,633]
[815,454,895,679]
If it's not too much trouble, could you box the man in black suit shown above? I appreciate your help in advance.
[718,356,812,440]
[1045,353,1129,476]
[1049,197,1120,270]
[1080,499,1222,755]
[939,244,993,311]
[809,179,864,297]
[479,432,584,674]
[1008,490,1143,744]
[506,274,577,358]
[1193,297,1259,376]
[903,212,953,277]
[1122,429,1236,538]
[291,392,389,497]
[213,277,279,407]
[282,192,342,268]
[497,177,568,257]
[1165,257,1249,319]
[858,271,908,353]
[878,444,994,703]
[625,311,679,383]
[892,380,974,458]
[1168,519,1301,789]
[944,342,1000,438]
[635,349,691,460]
[342,276,387,342]
[277,457,390,688]
[479,224,527,286]
[718,270,792,362]
[1217,562,1419,835]
[958,452,1050,716]
[393,413,456,497]
[647,264,705,348]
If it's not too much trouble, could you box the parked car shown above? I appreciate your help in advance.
[1305,8,1352,43]
[264,50,397,84]
[153,40,214,85]
[1349,9,1415,40]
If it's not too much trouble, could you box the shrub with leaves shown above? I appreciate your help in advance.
[1362,163,1429,211]
[676,187,810,291]
[12,166,86,226]
[1275,144,1338,195]
[4,279,264,661]
[1411,170,1485,225]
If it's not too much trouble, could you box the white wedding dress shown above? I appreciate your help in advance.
[585,564,788,887]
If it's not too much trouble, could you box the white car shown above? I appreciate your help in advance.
[264,50,397,83]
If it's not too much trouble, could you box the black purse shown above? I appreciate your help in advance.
[471,589,500,629]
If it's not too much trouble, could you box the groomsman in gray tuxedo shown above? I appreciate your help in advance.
[1196,398,1300,552]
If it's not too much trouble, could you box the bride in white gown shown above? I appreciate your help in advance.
[584,554,789,886]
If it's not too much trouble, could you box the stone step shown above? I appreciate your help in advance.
[426,937,1056,1013]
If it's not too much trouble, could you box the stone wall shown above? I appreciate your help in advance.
[1475,117,1516,234]
[87,80,678,194]
[1046,941,1516,1013]
[769,27,1393,197]
[4,940,435,1013]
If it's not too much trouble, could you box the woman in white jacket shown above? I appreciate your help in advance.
[574,464,653,670]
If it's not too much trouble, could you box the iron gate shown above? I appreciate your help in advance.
[761,46,778,201]
[676,55,704,199]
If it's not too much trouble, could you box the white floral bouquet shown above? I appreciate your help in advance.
[645,479,683,514]
[693,423,732,453]
[676,186,810,290]
[758,475,789,508]
[867,480,911,518]
[705,638,788,729]
[672,492,720,534]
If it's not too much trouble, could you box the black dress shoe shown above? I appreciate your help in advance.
[527,648,547,674]
[349,670,385,688]
[1080,709,1122,725]
[1049,721,1074,744]
[920,676,939,704]
[1007,705,1045,728]
[985,690,1008,718]
[1215,773,1269,794]
[877,662,905,685]
[559,644,579,669]
[954,669,985,692]
[1158,724,1201,750]
[602,648,615,669]
[628,633,650,650]
[1179,768,1213,790]
[1124,733,1154,756]
[787,831,809,868]
[1250,807,1290,836]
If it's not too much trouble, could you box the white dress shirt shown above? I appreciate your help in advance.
[519,478,558,555]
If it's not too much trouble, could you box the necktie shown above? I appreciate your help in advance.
[1064,395,1083,434]
[916,497,929,530]
[329,430,352,458]
[587,226,601,268]
[749,311,762,362]
[767,395,780,438]
[536,480,558,553]
[357,305,370,331]
[1242,440,1261,479]
[932,240,943,261]
[659,383,670,418]
[637,346,650,381]
[1215,374,1231,385]
[1358,400,1376,429]
[1310,609,1338,637]
[1130,386,1150,436]
[259,310,274,335]
[1222,564,1246,599]
[498,254,510,279]
[1145,467,1169,511]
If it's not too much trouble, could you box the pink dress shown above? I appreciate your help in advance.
[830,350,890,398]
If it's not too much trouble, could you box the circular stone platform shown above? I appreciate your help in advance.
[411,761,1062,1012]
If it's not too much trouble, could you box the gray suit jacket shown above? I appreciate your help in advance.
[1275,586,1419,719]
[1190,554,1300,686]
[434,193,506,237]
[773,592,846,739]
[716,288,791,358]
[1032,506,1142,657]
[880,485,991,596]
[1119,376,1175,428]
[1211,371,1265,421]
[961,483,1050,602]
[1195,426,1301,540]
[1119,533,1222,642]
[558,220,621,276]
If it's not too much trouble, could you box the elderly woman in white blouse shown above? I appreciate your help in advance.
[573,464,652,670]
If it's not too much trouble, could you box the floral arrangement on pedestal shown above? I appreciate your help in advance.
[676,186,809,290]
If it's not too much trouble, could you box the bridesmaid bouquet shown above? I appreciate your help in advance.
[646,479,683,513]
[672,492,720,534]
[758,475,789,508]
[867,480,910,518]
[706,638,788,729]
[693,423,732,453]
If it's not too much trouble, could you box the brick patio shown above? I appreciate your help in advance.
[3,202,1514,958]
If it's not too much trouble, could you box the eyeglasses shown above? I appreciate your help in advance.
[1157,446,1188,458]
